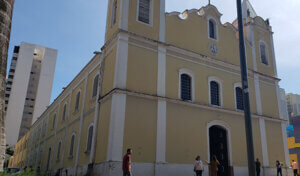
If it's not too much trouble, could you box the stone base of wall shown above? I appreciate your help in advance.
[49,162,293,176]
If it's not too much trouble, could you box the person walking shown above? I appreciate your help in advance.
[255,158,261,176]
[292,160,298,176]
[276,160,282,176]
[206,155,219,176]
[194,156,204,176]
[123,148,132,176]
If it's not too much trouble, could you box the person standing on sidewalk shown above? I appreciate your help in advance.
[292,160,298,176]
[194,155,204,176]
[255,158,261,176]
[123,148,132,176]
[276,160,282,176]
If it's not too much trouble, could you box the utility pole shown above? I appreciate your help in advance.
[236,0,255,175]
[0,0,15,171]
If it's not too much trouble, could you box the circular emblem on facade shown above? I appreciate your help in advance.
[210,44,218,54]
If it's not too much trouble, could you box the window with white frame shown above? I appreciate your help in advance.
[69,134,75,157]
[92,75,99,98]
[235,87,244,110]
[86,124,94,153]
[259,42,268,65]
[111,0,117,27]
[180,74,192,101]
[57,141,62,160]
[75,91,80,111]
[138,0,151,24]
[210,81,220,106]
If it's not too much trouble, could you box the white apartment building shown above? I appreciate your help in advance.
[286,93,300,120]
[279,88,289,123]
[5,42,57,146]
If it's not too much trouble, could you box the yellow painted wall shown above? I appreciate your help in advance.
[128,0,160,40]
[260,81,279,117]
[105,0,121,41]
[165,101,262,166]
[166,7,253,70]
[84,66,100,111]
[165,55,257,113]
[57,95,70,130]
[94,97,112,163]
[265,120,285,164]
[70,81,85,122]
[253,17,275,77]
[78,110,95,166]
[63,120,80,168]
[127,44,158,95]
[123,95,157,163]
[101,48,116,96]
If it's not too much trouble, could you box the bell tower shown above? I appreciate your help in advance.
[105,0,166,42]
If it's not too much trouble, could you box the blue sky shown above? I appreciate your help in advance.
[7,0,300,102]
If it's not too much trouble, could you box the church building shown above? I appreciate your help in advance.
[13,0,291,175]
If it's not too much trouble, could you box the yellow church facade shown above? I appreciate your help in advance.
[16,0,291,175]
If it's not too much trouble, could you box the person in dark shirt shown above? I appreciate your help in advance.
[123,148,132,176]
[255,158,261,176]
[276,160,282,176]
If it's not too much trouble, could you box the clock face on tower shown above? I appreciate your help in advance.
[210,43,218,54]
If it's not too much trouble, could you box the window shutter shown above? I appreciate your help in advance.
[181,74,192,101]
[138,0,150,24]
[235,87,244,110]
[210,81,220,106]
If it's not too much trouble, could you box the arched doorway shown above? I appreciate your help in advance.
[209,125,229,176]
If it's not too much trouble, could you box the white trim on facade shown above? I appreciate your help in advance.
[178,68,195,101]
[208,76,223,107]
[269,32,278,77]
[113,33,129,89]
[206,120,233,166]
[75,76,88,172]
[207,15,219,42]
[159,0,166,42]
[254,75,262,115]
[156,100,166,163]
[281,122,291,167]
[233,82,243,111]
[259,118,269,167]
[107,93,127,161]
[249,25,258,71]
[119,0,129,30]
[157,45,166,96]
[275,82,283,119]
[136,0,154,27]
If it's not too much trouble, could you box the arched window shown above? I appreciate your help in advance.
[111,0,117,27]
[235,87,244,110]
[69,134,75,157]
[75,91,80,111]
[209,19,217,39]
[180,74,192,101]
[138,0,151,24]
[92,75,99,98]
[259,42,268,65]
[52,114,56,129]
[62,104,67,121]
[210,81,220,106]
[86,124,94,153]
[57,141,62,160]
